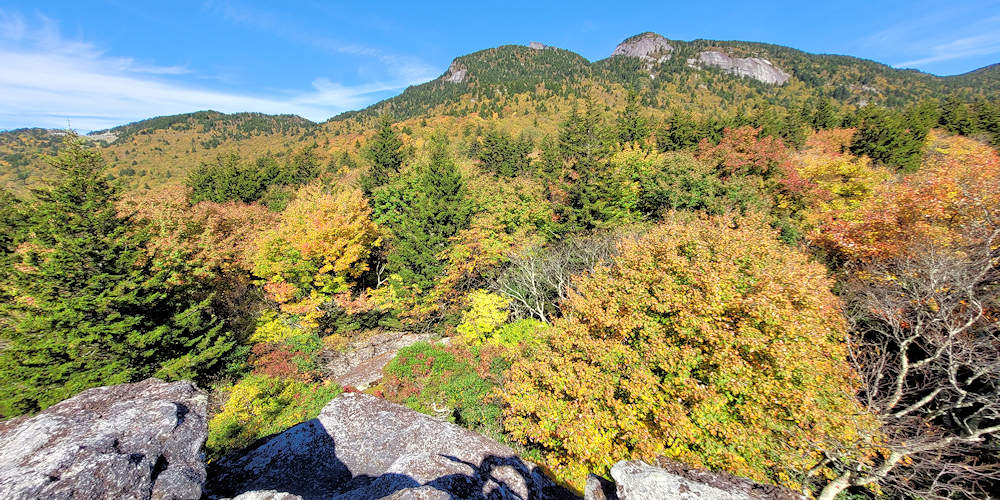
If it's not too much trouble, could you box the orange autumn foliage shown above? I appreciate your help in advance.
[803,128,857,157]
[811,131,1000,261]
[500,214,875,489]
[120,184,277,279]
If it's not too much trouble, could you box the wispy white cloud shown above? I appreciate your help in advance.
[859,7,1000,73]
[201,0,437,84]
[897,32,1000,68]
[0,10,437,132]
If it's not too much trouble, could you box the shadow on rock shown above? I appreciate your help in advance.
[206,393,576,500]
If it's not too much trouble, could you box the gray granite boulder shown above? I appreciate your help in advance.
[209,392,573,500]
[606,459,803,500]
[0,378,208,500]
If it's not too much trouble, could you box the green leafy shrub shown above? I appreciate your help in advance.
[378,342,505,436]
[206,374,341,459]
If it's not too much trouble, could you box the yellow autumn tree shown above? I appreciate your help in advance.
[252,184,381,324]
[500,214,876,489]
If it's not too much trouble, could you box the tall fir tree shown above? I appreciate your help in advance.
[0,138,231,417]
[361,114,404,195]
[616,90,650,144]
[554,100,615,231]
[381,136,472,292]
[472,129,532,177]
[850,105,927,172]
[656,111,702,152]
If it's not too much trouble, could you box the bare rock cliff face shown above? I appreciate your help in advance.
[611,33,673,63]
[690,51,791,85]
[441,60,469,83]
[0,379,208,500]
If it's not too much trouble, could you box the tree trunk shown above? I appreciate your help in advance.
[817,472,851,500]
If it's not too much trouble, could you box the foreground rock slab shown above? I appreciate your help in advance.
[606,459,804,500]
[209,392,573,500]
[0,378,208,500]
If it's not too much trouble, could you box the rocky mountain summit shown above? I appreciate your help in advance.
[0,379,806,499]
[611,32,673,63]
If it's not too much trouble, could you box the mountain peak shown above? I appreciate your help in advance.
[612,32,673,62]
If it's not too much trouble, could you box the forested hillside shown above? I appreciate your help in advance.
[2,32,1000,500]
[3,33,999,194]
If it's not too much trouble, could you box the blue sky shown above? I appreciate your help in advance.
[2,1,999,132]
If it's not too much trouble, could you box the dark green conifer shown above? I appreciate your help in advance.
[616,90,650,144]
[379,136,472,292]
[0,138,230,417]
[361,114,404,195]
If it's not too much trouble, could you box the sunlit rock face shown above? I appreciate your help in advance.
[441,60,469,83]
[0,379,208,500]
[611,32,673,63]
[691,50,791,85]
[207,392,574,500]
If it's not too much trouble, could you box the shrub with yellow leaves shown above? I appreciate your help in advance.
[500,214,877,490]
[252,184,381,323]
[456,290,511,344]
[206,374,341,459]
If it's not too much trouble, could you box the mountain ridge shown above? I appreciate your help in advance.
[1,31,997,192]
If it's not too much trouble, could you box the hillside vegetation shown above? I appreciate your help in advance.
[4,32,999,193]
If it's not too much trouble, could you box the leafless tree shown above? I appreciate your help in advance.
[492,232,625,323]
[810,225,1000,500]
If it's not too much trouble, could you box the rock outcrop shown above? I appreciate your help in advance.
[208,392,573,500]
[611,32,673,63]
[690,51,791,85]
[0,379,208,500]
[0,378,808,500]
[322,330,435,390]
[592,458,804,500]
[529,41,547,50]
[441,60,468,83]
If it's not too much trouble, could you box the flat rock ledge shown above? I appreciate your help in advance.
[0,378,208,500]
[208,391,575,500]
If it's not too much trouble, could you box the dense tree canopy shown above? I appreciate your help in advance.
[0,139,232,417]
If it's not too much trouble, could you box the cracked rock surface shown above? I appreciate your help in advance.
[0,378,208,500]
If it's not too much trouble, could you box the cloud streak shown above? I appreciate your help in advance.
[861,7,1000,73]
[897,32,1000,68]
[202,0,437,84]
[0,10,438,132]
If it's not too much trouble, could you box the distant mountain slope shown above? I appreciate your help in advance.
[94,111,316,142]
[2,32,997,193]
[334,45,593,121]
[340,33,999,121]
[0,112,320,193]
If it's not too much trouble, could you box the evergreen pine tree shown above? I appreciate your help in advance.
[558,100,607,174]
[0,138,231,417]
[850,105,927,172]
[656,112,701,151]
[383,137,472,291]
[473,129,532,177]
[616,90,650,144]
[939,96,976,135]
[361,114,404,195]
